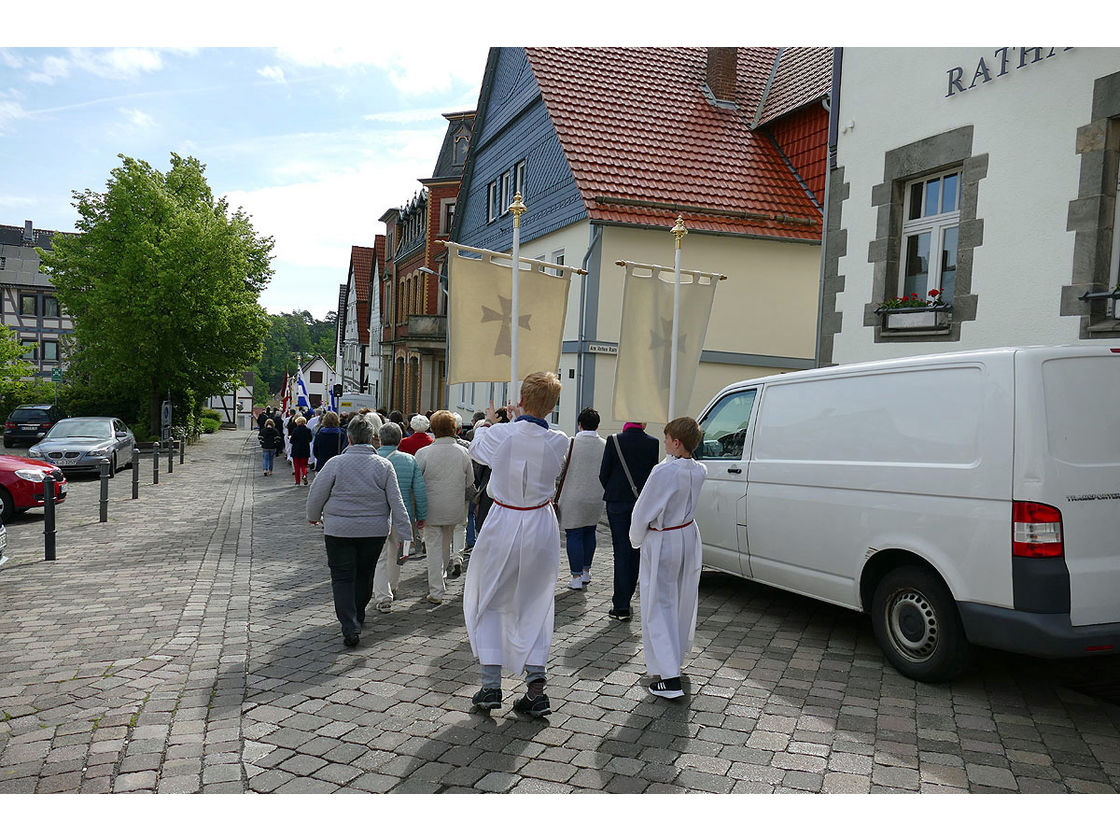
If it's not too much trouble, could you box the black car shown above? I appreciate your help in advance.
[3,404,65,448]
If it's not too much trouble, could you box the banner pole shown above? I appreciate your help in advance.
[509,192,527,400]
[669,216,688,420]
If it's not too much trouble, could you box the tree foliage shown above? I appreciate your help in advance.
[39,153,274,434]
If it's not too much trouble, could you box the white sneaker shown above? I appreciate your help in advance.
[581,568,591,584]
[567,576,583,590]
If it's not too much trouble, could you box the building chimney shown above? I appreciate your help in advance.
[706,48,737,102]
[22,220,33,245]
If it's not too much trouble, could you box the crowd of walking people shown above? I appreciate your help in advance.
[255,373,708,712]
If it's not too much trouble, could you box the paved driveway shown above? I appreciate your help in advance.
[1,430,1118,793]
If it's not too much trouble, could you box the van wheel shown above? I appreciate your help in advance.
[871,565,971,683]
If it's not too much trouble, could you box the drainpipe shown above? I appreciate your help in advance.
[578,223,602,413]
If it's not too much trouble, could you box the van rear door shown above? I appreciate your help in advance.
[1018,348,1120,627]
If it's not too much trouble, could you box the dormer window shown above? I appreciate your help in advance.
[453,133,469,165]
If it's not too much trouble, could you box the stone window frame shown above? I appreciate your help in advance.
[1061,69,1120,336]
[863,125,986,344]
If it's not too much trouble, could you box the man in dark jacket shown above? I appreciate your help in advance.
[599,421,660,621]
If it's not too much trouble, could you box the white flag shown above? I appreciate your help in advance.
[612,262,719,423]
[446,244,575,385]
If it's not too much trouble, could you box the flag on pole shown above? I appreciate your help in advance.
[611,261,721,423]
[328,368,338,413]
[445,244,583,385]
[296,367,310,409]
[280,371,290,414]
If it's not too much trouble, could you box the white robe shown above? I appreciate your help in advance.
[629,456,708,679]
[463,420,570,673]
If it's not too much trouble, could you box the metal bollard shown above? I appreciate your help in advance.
[99,458,109,522]
[168,441,173,474]
[179,438,184,465]
[153,441,160,485]
[43,476,56,561]
[132,446,139,499]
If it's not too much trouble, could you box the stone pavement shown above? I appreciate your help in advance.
[1,428,1119,794]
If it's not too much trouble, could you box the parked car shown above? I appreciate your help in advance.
[0,453,67,523]
[693,345,1120,683]
[3,404,65,448]
[28,417,135,477]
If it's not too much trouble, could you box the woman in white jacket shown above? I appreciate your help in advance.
[415,410,475,604]
[554,407,607,590]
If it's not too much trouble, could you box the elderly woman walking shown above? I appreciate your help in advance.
[312,410,348,472]
[415,410,475,604]
[371,421,428,613]
[554,407,608,590]
[307,414,412,647]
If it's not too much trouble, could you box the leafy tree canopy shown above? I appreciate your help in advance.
[39,153,274,433]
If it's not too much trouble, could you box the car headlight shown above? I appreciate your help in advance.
[27,447,42,457]
[88,447,110,456]
[14,469,49,481]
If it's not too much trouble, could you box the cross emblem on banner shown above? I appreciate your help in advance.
[481,295,532,357]
[649,315,687,376]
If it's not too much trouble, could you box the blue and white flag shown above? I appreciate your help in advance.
[328,369,338,413]
[296,369,310,409]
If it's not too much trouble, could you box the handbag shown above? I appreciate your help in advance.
[612,434,640,499]
[551,438,575,518]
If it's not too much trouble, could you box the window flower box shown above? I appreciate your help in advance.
[879,305,951,330]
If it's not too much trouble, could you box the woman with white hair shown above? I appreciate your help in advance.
[307,414,412,647]
[398,413,434,456]
[415,410,475,601]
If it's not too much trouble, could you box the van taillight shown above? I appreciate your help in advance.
[1013,501,1064,558]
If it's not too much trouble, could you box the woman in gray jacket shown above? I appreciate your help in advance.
[307,414,413,648]
[555,407,607,590]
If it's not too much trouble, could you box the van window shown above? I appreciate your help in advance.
[753,366,985,465]
[1042,357,1120,465]
[698,389,756,459]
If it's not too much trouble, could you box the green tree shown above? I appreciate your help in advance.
[254,309,339,400]
[39,153,274,434]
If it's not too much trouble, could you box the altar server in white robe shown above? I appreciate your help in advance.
[464,371,569,718]
[629,417,707,699]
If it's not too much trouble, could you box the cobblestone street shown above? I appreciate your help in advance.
[1,429,1119,794]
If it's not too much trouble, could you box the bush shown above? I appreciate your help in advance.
[201,417,221,434]
[201,408,223,423]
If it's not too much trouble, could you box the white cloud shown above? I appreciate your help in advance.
[119,107,156,128]
[0,49,23,69]
[275,45,488,97]
[362,108,450,125]
[26,48,165,85]
[0,97,28,133]
[257,65,286,84]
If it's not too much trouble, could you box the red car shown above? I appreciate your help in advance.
[0,453,67,523]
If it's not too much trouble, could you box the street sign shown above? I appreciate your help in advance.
[161,400,172,441]
[50,368,62,382]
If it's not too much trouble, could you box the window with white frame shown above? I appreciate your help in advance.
[514,160,525,198]
[487,181,499,222]
[20,338,36,360]
[42,340,58,362]
[499,171,512,214]
[900,170,960,302]
[441,199,456,235]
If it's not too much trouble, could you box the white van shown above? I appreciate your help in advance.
[338,393,378,414]
[694,345,1120,682]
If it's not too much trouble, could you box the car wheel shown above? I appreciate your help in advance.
[0,487,13,524]
[871,565,971,683]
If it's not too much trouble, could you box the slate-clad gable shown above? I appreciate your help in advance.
[455,48,584,254]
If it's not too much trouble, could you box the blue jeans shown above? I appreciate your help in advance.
[565,525,596,577]
[466,505,476,548]
[262,449,275,472]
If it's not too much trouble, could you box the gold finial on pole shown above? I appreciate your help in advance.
[509,192,527,229]
[671,215,688,249]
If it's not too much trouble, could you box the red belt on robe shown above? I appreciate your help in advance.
[493,498,552,511]
[649,520,694,532]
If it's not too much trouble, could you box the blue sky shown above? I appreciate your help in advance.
[0,28,488,318]
[0,3,1035,321]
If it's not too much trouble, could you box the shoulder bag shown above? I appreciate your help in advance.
[612,434,640,499]
[551,438,575,517]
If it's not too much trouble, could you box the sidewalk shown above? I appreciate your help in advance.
[1,428,1119,793]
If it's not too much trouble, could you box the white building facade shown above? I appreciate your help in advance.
[819,48,1120,365]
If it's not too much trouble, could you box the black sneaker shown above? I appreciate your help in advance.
[343,634,360,648]
[647,676,684,699]
[512,693,551,718]
[471,687,503,711]
[608,609,631,622]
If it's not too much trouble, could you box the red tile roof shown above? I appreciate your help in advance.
[524,47,830,241]
[350,245,373,345]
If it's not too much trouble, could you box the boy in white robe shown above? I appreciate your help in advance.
[464,371,569,717]
[628,417,707,699]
